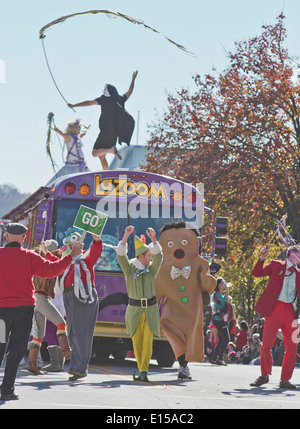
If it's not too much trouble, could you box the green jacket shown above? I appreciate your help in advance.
[117,243,163,337]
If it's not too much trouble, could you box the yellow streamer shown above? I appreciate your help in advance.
[39,9,194,55]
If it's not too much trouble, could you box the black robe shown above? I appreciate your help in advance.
[94,85,135,148]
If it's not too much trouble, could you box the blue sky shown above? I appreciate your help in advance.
[1,0,299,194]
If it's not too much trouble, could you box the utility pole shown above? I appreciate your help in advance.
[136,110,140,145]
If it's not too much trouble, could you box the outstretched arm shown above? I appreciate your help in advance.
[252,245,272,277]
[68,100,98,109]
[121,225,135,245]
[85,234,103,266]
[147,228,163,277]
[54,126,71,143]
[117,226,135,277]
[146,227,156,245]
[124,71,138,100]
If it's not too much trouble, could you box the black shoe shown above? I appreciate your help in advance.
[279,380,296,390]
[133,371,149,382]
[250,374,269,387]
[68,369,87,381]
[114,146,122,160]
[1,392,19,401]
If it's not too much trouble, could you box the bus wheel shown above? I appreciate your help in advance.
[94,347,110,360]
[112,350,128,360]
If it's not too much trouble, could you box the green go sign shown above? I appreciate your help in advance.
[73,205,108,237]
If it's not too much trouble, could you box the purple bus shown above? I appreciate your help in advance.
[1,170,226,366]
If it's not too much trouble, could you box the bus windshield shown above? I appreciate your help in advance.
[54,198,197,273]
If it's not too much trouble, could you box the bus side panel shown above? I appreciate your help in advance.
[27,202,53,249]
[95,273,127,323]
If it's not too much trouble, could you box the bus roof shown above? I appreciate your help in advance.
[47,169,194,189]
[47,170,201,203]
[2,186,50,220]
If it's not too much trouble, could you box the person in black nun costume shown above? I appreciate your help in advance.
[68,71,138,170]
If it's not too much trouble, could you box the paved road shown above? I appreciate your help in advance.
[1,356,300,411]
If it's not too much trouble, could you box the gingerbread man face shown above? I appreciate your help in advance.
[157,226,216,301]
[158,227,207,272]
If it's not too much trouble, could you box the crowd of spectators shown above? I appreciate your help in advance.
[203,289,295,367]
[205,314,264,365]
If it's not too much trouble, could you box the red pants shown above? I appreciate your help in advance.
[260,301,298,381]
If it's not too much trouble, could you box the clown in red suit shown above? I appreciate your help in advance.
[250,244,300,389]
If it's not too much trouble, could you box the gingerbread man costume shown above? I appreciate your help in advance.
[156,223,216,376]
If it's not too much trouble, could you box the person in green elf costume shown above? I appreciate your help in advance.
[116,225,163,382]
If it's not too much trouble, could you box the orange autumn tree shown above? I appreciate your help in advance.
[144,15,300,322]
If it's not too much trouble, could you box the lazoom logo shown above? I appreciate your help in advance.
[94,176,205,229]
[95,176,168,200]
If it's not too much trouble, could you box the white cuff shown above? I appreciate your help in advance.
[149,241,162,255]
[116,241,127,256]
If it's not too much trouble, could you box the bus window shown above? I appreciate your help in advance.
[94,202,128,272]
[128,204,199,260]
[54,199,127,272]
[54,198,199,271]
[55,200,97,248]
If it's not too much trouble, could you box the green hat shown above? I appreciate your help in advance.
[134,235,149,257]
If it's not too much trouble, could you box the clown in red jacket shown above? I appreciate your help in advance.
[250,244,300,390]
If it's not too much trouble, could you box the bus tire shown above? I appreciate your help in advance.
[112,350,128,360]
[94,347,110,360]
